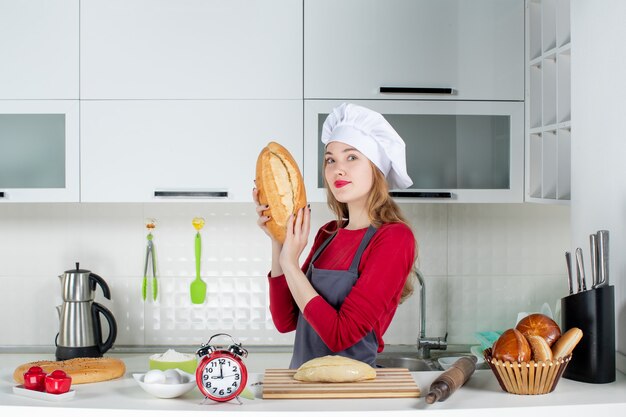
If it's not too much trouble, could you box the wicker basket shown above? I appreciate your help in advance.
[483,348,572,395]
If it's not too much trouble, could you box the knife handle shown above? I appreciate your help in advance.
[589,234,598,288]
[596,230,609,287]
[565,251,574,295]
[575,248,586,292]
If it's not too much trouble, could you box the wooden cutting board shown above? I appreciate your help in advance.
[262,368,420,399]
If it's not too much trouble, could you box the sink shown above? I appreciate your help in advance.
[375,345,489,372]
[375,355,441,371]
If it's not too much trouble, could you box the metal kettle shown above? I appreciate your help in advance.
[55,263,118,361]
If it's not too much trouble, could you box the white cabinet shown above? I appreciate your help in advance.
[0,101,80,202]
[304,0,524,101]
[304,100,524,203]
[526,0,571,203]
[0,0,79,99]
[81,100,302,202]
[80,0,302,99]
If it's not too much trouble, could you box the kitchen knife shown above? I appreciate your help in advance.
[595,230,609,287]
[565,251,574,295]
[575,247,587,292]
[589,234,598,288]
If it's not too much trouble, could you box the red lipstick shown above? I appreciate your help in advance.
[334,180,351,188]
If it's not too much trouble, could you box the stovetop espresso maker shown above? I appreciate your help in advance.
[56,263,118,361]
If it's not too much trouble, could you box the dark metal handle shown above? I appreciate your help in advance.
[154,190,228,198]
[380,87,455,95]
[0,191,5,198]
[390,191,452,198]
[92,302,117,355]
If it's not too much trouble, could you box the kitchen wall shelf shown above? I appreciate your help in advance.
[525,0,571,204]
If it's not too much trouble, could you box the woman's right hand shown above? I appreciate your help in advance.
[253,185,284,277]
[252,186,274,240]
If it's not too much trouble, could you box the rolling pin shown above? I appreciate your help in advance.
[425,356,477,404]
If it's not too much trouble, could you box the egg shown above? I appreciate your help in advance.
[143,369,166,384]
[163,369,182,384]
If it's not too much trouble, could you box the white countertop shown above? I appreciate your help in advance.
[2,352,626,416]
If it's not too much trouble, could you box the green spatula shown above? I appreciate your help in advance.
[190,217,206,304]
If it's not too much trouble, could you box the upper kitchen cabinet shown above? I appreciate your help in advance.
[80,100,302,202]
[80,0,302,99]
[304,0,524,101]
[305,100,524,203]
[0,101,80,202]
[0,0,79,99]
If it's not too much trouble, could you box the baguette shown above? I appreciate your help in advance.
[527,334,553,362]
[13,357,126,385]
[551,327,583,359]
[255,142,307,243]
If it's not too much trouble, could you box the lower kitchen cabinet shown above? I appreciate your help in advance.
[0,100,80,202]
[80,100,302,202]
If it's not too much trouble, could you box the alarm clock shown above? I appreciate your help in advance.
[195,333,248,402]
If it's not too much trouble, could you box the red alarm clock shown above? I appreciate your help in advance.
[195,333,248,402]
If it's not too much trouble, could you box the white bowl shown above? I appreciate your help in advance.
[133,369,196,399]
[438,355,485,371]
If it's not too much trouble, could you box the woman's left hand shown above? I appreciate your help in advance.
[279,206,310,270]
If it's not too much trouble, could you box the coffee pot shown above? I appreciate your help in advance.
[55,263,118,361]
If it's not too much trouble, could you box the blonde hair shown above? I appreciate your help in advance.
[323,160,417,303]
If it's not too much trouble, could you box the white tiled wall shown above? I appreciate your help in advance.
[0,202,570,348]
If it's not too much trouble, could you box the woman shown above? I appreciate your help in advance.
[253,103,417,368]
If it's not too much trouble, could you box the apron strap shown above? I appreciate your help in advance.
[309,228,339,265]
[347,225,378,274]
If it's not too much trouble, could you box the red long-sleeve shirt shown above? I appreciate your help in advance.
[268,221,415,353]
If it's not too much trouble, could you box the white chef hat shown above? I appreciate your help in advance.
[321,103,413,190]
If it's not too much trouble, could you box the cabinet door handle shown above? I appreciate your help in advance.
[380,87,455,95]
[389,191,452,199]
[0,191,5,198]
[154,190,228,199]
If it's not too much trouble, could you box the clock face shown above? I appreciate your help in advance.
[197,353,247,401]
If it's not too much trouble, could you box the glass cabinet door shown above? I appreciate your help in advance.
[304,100,523,203]
[0,101,79,202]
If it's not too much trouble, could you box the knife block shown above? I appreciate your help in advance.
[560,285,615,383]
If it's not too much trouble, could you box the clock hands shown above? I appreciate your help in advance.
[210,363,225,379]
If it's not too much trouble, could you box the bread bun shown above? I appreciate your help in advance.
[527,335,553,362]
[515,313,561,347]
[256,142,307,243]
[551,327,583,359]
[13,357,125,385]
[492,328,531,363]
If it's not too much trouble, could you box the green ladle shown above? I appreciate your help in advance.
[190,217,206,304]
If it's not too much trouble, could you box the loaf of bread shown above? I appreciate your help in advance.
[492,328,531,363]
[527,335,553,362]
[13,357,126,385]
[255,141,307,243]
[293,355,376,383]
[551,327,583,359]
[515,313,561,347]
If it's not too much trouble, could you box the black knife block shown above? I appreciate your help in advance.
[560,285,615,383]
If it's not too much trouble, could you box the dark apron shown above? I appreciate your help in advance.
[290,225,379,368]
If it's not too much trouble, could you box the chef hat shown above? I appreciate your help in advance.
[321,103,413,190]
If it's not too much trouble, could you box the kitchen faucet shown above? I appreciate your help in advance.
[415,268,447,359]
